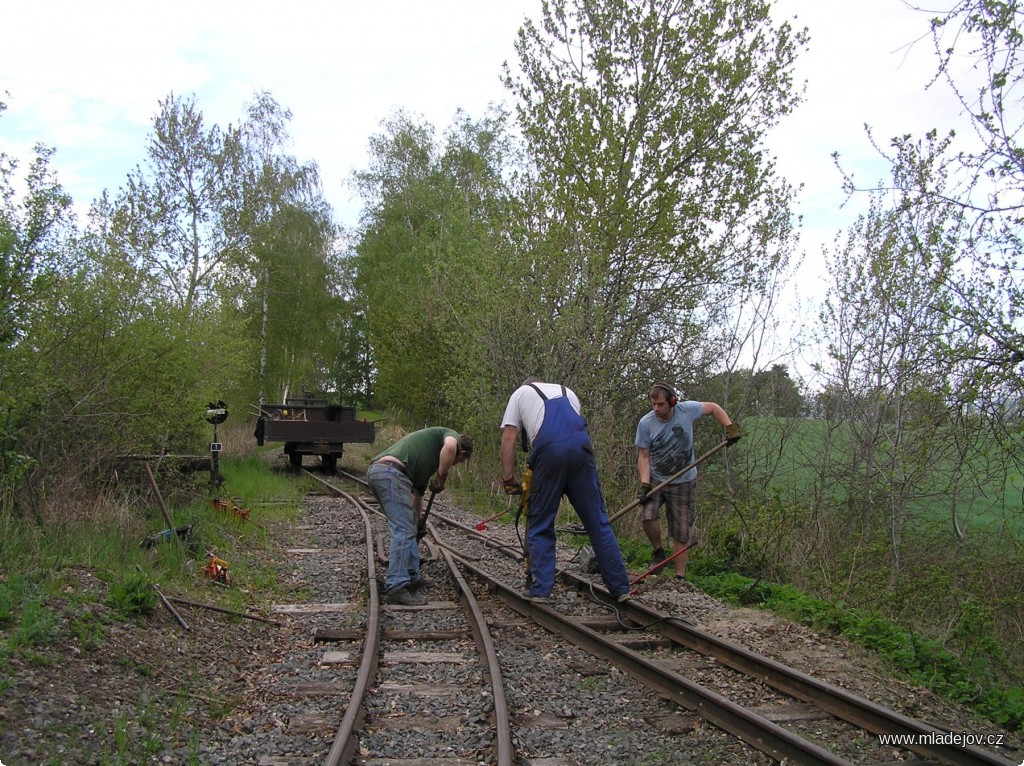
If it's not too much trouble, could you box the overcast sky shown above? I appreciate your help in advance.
[2,0,966,378]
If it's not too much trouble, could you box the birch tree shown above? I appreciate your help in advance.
[848,2,1024,403]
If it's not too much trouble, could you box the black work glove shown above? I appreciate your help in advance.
[726,422,741,446]
[502,476,523,495]
[636,481,651,504]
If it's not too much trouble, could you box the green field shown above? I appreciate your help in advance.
[723,416,1024,538]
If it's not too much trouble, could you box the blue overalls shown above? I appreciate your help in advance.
[524,385,631,599]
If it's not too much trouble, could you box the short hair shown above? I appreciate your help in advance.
[521,375,542,386]
[650,382,678,402]
[458,434,474,459]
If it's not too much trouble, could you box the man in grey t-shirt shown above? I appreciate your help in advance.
[635,382,740,579]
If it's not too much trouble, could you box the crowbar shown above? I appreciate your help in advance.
[142,461,176,535]
[417,490,437,540]
[608,439,730,524]
[475,508,507,531]
[135,565,189,630]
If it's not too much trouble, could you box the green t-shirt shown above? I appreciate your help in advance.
[375,427,458,493]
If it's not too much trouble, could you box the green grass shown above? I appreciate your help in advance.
[740,416,1024,535]
[0,453,309,760]
[106,572,157,615]
[692,569,1024,732]
[218,454,310,505]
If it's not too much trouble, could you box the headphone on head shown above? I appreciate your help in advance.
[651,381,677,407]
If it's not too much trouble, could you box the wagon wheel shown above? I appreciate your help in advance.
[321,454,338,474]
[288,452,303,471]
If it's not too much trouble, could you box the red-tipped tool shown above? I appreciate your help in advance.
[629,543,694,587]
[475,509,507,531]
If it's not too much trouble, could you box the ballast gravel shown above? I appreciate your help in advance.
[2,478,1022,766]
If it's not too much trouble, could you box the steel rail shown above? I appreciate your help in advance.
[316,484,381,766]
[334,467,369,488]
[448,550,852,766]
[559,570,1016,766]
[429,507,528,560]
[310,471,515,765]
[427,518,514,766]
[331,472,523,558]
[334,469,520,558]
[317,471,1015,766]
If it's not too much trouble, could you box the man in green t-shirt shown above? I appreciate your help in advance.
[367,427,473,605]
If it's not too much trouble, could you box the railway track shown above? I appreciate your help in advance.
[427,508,1016,766]
[251,467,1018,765]
[256,478,512,766]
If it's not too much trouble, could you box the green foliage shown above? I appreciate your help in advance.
[219,455,308,504]
[504,0,804,399]
[0,140,75,349]
[113,708,132,757]
[100,90,343,409]
[0,90,350,520]
[694,571,1024,731]
[8,596,57,651]
[106,573,157,617]
[886,3,1024,405]
[68,609,108,650]
[19,270,246,466]
[0,452,307,740]
[0,134,77,514]
[831,5,1024,500]
[353,108,523,438]
[0,572,25,627]
[704,366,806,418]
[624,534,657,570]
[0,573,52,651]
[0,573,57,665]
[107,92,282,314]
[353,0,809,506]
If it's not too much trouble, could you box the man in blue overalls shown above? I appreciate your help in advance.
[500,377,632,604]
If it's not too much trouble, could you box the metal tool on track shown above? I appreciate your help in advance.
[556,440,730,536]
[629,542,695,586]
[475,508,507,531]
[417,490,437,540]
[609,439,729,524]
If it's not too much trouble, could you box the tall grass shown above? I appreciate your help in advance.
[0,453,308,637]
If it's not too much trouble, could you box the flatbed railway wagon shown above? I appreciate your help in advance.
[254,396,375,472]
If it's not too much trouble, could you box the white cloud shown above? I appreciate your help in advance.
[768,0,968,261]
[3,1,958,234]
[3,0,973,388]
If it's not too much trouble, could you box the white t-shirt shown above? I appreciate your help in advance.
[500,382,582,443]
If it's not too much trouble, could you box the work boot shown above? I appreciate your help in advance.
[386,586,427,606]
[616,591,633,603]
[651,547,666,568]
[520,589,553,604]
[408,574,434,591]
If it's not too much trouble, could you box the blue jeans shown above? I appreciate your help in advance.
[366,462,419,591]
